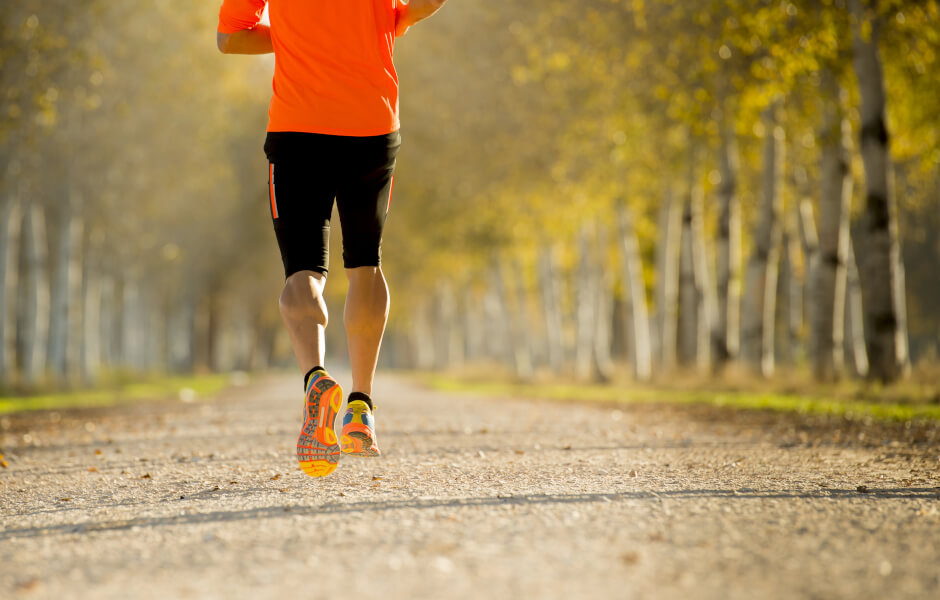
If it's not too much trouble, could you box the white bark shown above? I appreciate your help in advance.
[16,203,49,385]
[0,196,17,382]
[715,126,742,368]
[592,228,614,383]
[690,172,717,371]
[812,97,852,381]
[46,202,81,378]
[575,227,598,380]
[844,237,869,378]
[677,197,697,367]
[80,263,101,383]
[617,204,651,380]
[741,108,784,377]
[656,189,682,372]
[538,247,565,370]
[849,0,908,382]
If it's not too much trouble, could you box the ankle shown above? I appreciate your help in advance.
[347,391,374,410]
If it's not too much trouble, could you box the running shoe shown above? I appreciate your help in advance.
[297,369,343,477]
[341,400,381,457]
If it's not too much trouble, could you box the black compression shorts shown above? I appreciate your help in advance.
[263,131,401,278]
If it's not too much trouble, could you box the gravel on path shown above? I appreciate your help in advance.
[1,373,939,600]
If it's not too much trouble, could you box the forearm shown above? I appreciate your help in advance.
[396,0,448,36]
[217,25,272,54]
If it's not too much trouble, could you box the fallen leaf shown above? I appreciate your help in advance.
[60,497,71,502]
[372,475,383,481]
[271,474,281,481]
[87,467,98,473]
[857,485,869,493]
[141,473,151,479]
[562,444,572,450]
[628,470,639,478]
[94,449,102,455]
[514,450,525,455]
[621,551,641,565]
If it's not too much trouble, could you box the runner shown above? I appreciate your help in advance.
[217,0,449,477]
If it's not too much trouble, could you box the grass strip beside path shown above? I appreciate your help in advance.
[419,375,940,423]
[0,374,233,415]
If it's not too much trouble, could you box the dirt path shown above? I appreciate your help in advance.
[1,373,939,599]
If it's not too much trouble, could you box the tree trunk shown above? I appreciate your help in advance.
[690,167,717,372]
[714,125,742,370]
[575,227,598,380]
[46,198,79,378]
[0,196,17,383]
[538,246,565,370]
[812,83,852,382]
[592,227,614,383]
[677,196,697,367]
[462,284,485,363]
[411,301,435,370]
[844,237,870,378]
[849,0,909,382]
[79,246,101,384]
[741,107,784,377]
[656,189,682,372]
[15,203,49,386]
[778,208,804,365]
[617,203,652,380]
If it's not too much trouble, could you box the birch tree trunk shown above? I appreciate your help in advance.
[463,284,485,363]
[0,196,17,383]
[592,228,614,383]
[656,190,682,372]
[844,237,870,378]
[812,88,852,382]
[715,126,742,370]
[538,246,564,371]
[46,199,81,378]
[617,203,651,380]
[16,203,49,385]
[80,260,101,383]
[741,107,784,377]
[509,260,534,378]
[849,0,909,382]
[778,208,804,365]
[677,196,697,367]
[575,227,598,380]
[690,171,717,372]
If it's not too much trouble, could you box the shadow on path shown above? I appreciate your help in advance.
[3,487,937,541]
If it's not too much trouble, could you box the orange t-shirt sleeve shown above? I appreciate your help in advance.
[218,0,266,34]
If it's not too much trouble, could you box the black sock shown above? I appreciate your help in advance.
[347,391,373,410]
[303,366,325,390]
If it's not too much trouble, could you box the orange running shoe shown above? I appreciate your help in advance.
[341,399,381,457]
[297,370,343,477]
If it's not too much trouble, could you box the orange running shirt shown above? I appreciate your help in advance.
[218,0,401,136]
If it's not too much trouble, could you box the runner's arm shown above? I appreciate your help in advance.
[217,26,272,54]
[217,0,272,54]
[395,0,449,37]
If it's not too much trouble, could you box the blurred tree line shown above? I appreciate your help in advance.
[1,1,282,389]
[391,0,939,385]
[0,0,937,391]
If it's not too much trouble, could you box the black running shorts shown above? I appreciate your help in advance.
[263,131,401,278]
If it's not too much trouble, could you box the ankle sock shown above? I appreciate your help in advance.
[347,391,373,410]
[303,366,326,391]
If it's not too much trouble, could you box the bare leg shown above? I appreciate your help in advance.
[279,270,328,373]
[344,266,389,395]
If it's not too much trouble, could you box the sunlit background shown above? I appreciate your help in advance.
[1,0,938,393]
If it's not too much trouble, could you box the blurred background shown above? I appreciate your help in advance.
[1,0,937,394]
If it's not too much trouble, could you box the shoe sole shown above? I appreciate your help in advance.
[341,427,381,457]
[297,376,343,477]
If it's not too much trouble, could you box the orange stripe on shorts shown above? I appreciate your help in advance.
[269,163,279,219]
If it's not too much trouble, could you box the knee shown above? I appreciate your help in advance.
[279,272,328,327]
